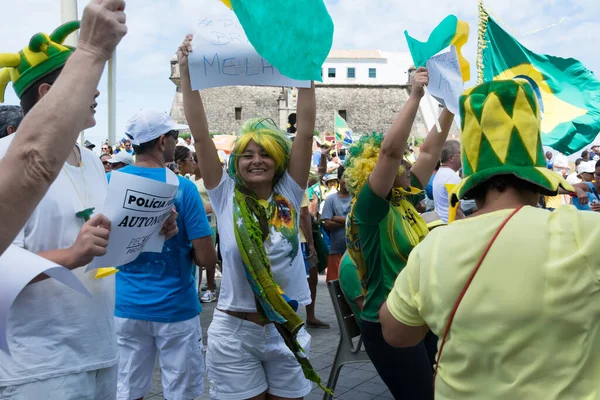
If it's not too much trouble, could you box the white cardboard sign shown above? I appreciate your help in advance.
[88,169,179,271]
[189,11,311,90]
[0,245,91,355]
[426,46,464,116]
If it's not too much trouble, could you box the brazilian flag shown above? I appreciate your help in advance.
[480,10,600,155]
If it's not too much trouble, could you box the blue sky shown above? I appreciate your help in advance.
[2,0,599,149]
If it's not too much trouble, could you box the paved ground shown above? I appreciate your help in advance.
[147,275,392,400]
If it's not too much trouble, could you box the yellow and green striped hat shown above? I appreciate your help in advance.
[450,79,573,205]
[0,21,79,103]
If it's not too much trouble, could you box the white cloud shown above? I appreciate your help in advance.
[1,0,598,148]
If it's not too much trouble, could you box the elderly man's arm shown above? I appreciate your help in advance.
[0,0,127,255]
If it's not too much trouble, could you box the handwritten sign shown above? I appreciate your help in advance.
[88,169,179,271]
[0,245,91,355]
[189,12,311,90]
[426,46,464,116]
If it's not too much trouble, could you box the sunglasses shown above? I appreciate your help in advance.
[167,130,180,140]
[102,161,110,165]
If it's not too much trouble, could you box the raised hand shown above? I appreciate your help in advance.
[411,66,429,100]
[177,34,194,72]
[68,213,112,268]
[78,0,128,61]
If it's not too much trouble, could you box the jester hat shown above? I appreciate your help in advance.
[0,21,79,103]
[450,79,573,206]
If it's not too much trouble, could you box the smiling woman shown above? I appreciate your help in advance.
[176,33,329,400]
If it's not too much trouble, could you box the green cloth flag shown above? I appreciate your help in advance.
[480,10,600,155]
[335,112,353,147]
[405,15,470,82]
[230,0,334,81]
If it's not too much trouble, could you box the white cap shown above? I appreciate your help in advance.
[125,109,189,145]
[578,160,596,174]
[107,151,134,165]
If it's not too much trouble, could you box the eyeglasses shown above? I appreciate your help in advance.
[102,161,109,165]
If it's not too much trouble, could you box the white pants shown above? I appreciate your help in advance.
[0,365,117,400]
[206,309,312,400]
[115,316,204,400]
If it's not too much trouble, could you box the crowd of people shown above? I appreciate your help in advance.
[1,1,600,400]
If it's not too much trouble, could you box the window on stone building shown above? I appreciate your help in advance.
[328,68,336,78]
[338,110,347,120]
[235,107,242,120]
[347,68,355,79]
[369,68,377,78]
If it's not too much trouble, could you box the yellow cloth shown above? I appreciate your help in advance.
[545,194,568,209]
[387,205,600,400]
[299,191,310,243]
[95,267,118,279]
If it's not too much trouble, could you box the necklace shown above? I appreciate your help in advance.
[62,146,95,221]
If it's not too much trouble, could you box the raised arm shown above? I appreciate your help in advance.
[368,67,428,198]
[0,0,127,256]
[410,108,454,188]
[177,34,222,190]
[288,83,316,188]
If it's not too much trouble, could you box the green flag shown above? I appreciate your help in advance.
[480,10,600,155]
[405,14,471,82]
[229,0,334,81]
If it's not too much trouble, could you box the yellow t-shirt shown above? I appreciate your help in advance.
[387,205,600,400]
[299,191,310,243]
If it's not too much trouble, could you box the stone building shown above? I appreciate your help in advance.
[169,50,459,139]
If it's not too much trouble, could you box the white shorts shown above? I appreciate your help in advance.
[115,316,204,400]
[0,365,117,400]
[206,309,312,400]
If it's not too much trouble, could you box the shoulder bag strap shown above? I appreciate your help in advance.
[433,206,523,393]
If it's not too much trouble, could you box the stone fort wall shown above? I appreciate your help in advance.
[169,60,459,138]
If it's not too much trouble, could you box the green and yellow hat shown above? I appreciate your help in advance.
[0,21,79,103]
[450,79,573,206]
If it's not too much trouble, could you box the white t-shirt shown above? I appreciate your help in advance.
[433,166,461,223]
[208,171,311,312]
[0,135,117,386]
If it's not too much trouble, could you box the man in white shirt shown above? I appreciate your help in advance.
[433,140,463,223]
[0,0,127,256]
[0,7,176,399]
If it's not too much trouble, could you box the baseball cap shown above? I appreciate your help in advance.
[577,160,596,175]
[125,109,189,145]
[83,139,95,149]
[107,151,134,166]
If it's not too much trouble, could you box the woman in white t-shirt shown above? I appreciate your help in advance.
[177,36,323,400]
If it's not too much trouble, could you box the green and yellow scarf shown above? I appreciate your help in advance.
[232,186,331,393]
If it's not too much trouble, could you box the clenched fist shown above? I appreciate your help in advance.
[78,0,128,61]
[68,213,112,268]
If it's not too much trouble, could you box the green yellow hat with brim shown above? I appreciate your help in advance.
[450,79,573,206]
[0,21,79,103]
